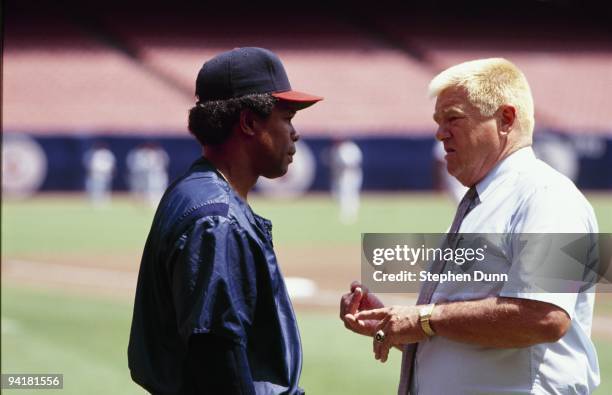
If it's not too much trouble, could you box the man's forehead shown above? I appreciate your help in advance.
[434,100,467,120]
[434,86,480,117]
[275,101,298,114]
[435,87,468,108]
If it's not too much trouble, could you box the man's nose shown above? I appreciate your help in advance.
[435,126,450,141]
[291,129,300,142]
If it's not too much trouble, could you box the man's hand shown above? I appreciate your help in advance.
[339,281,384,337]
[349,306,426,363]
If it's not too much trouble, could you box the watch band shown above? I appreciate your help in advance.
[419,303,436,337]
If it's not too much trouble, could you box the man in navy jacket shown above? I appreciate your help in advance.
[128,47,322,395]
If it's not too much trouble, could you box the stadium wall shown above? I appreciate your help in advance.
[3,133,612,196]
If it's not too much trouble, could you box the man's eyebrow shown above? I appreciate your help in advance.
[278,103,297,115]
[433,107,465,122]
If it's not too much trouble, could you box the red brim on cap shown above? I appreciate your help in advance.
[272,90,323,109]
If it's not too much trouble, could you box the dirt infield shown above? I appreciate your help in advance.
[4,245,612,339]
[1,244,359,302]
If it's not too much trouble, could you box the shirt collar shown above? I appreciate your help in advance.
[475,146,536,202]
[193,156,273,233]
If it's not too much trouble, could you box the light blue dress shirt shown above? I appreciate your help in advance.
[412,147,600,395]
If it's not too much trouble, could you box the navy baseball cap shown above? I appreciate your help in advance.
[195,47,323,109]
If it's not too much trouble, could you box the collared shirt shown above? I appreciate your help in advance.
[128,157,303,394]
[412,147,600,395]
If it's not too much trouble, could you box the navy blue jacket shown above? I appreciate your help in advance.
[128,157,303,394]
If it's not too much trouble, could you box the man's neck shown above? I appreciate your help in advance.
[203,147,257,201]
[466,138,530,187]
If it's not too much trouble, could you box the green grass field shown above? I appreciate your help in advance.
[2,193,612,394]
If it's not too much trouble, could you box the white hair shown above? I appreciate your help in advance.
[428,58,535,136]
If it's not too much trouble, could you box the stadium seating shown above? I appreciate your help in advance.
[4,14,191,134]
[376,16,612,134]
[4,6,611,136]
[4,3,611,192]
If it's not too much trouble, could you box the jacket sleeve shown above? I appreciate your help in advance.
[168,215,258,347]
[184,333,256,395]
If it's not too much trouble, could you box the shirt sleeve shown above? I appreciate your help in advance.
[168,215,258,346]
[499,184,596,318]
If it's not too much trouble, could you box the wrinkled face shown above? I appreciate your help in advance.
[253,102,299,178]
[433,87,502,187]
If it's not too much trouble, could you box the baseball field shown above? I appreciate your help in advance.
[2,193,612,394]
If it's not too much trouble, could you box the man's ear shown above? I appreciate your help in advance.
[499,105,517,135]
[238,109,260,137]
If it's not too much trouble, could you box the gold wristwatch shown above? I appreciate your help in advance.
[419,303,436,337]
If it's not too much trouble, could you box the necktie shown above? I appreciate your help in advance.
[397,186,479,395]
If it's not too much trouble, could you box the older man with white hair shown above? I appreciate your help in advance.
[340,58,599,394]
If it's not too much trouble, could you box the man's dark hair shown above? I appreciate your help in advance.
[188,93,277,146]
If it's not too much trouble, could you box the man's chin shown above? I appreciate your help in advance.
[263,167,288,179]
[447,167,465,183]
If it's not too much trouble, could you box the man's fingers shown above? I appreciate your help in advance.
[341,283,365,321]
[339,294,350,320]
[348,288,363,315]
[373,317,390,361]
[378,318,392,363]
[354,308,388,321]
[373,334,379,358]
[344,314,376,337]
[350,281,370,295]
[344,316,361,332]
[379,341,391,363]
[344,314,365,328]
[373,323,381,357]
[362,292,385,310]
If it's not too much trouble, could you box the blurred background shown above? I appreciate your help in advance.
[2,1,612,394]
